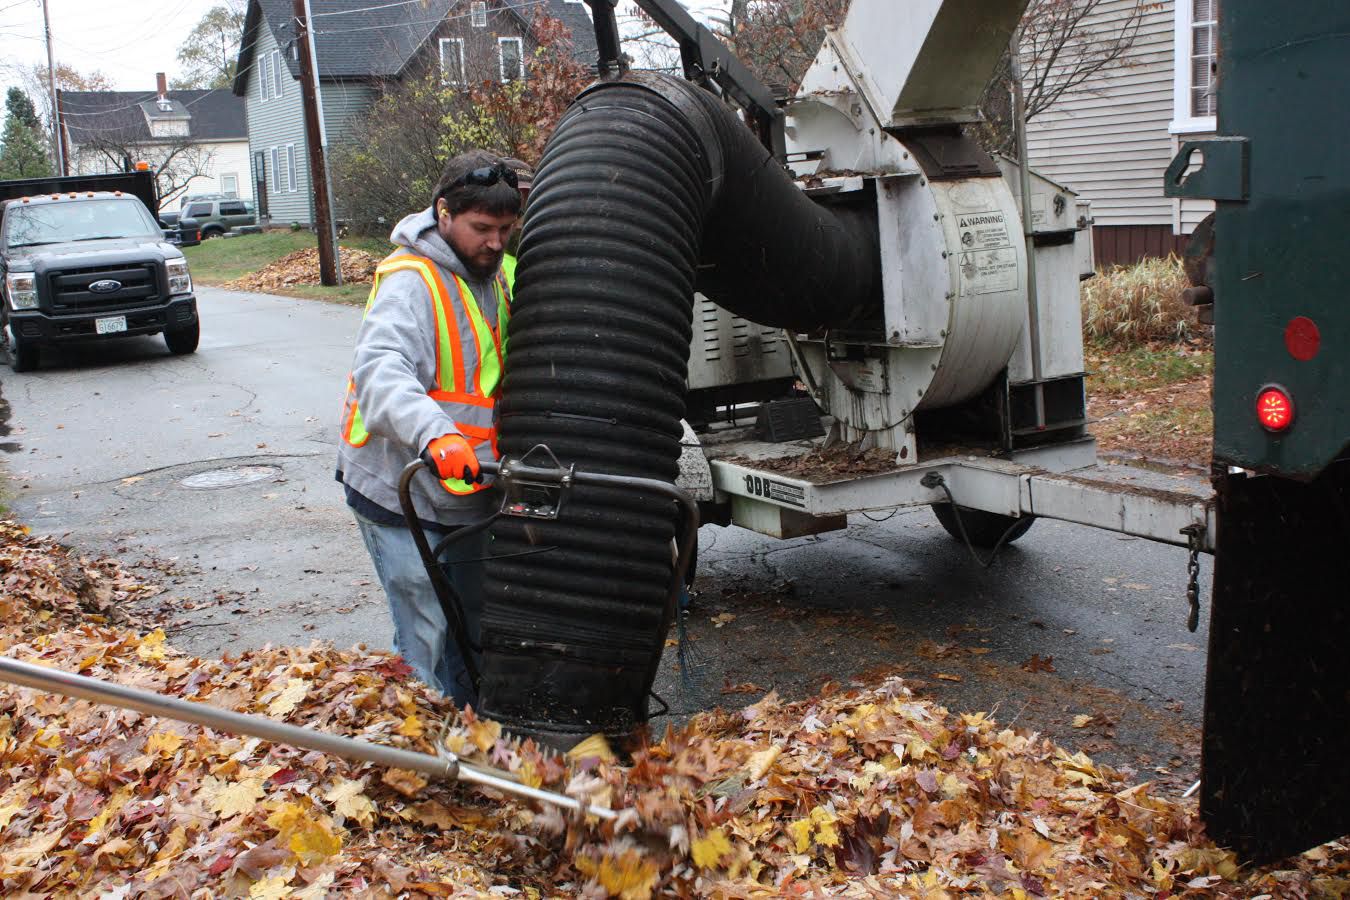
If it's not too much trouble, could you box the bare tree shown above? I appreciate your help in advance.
[981,0,1146,155]
[609,0,1142,159]
[70,129,216,208]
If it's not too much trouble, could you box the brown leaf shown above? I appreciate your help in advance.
[1020,654,1057,673]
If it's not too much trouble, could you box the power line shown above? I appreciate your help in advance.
[311,0,547,35]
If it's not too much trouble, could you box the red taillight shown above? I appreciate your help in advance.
[1256,386,1294,432]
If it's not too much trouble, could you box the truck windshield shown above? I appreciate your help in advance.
[3,198,161,249]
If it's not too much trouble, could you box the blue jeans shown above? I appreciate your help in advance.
[353,511,486,708]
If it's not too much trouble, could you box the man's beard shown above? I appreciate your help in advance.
[463,253,503,280]
[451,241,502,280]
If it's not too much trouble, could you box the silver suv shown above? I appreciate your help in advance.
[179,198,257,238]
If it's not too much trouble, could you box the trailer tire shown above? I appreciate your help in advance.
[931,503,1035,548]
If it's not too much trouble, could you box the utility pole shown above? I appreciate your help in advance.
[41,0,65,175]
[304,0,342,285]
[292,0,338,286]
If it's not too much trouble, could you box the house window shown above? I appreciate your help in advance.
[221,173,238,197]
[1171,0,1220,133]
[261,55,272,101]
[1189,0,1217,117]
[270,147,282,192]
[286,145,297,192]
[272,50,284,98]
[440,37,465,86]
[471,1,487,27]
[498,37,524,82]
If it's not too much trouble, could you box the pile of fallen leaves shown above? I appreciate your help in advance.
[224,248,382,293]
[3,520,1348,897]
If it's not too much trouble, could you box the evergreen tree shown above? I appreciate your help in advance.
[5,88,41,130]
[0,111,53,181]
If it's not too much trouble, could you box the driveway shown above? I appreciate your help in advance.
[0,285,1210,785]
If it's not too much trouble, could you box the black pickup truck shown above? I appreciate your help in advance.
[1,172,199,372]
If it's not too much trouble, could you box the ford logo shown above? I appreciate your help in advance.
[89,279,122,294]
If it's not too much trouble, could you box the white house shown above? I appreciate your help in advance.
[1024,0,1218,266]
[60,74,251,211]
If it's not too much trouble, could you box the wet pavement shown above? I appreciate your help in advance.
[2,285,1210,790]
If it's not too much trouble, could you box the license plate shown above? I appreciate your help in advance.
[95,315,127,335]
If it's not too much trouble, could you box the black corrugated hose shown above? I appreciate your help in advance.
[478,73,878,745]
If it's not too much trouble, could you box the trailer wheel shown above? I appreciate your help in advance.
[931,503,1035,548]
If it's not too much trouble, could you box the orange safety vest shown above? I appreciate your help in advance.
[340,251,513,495]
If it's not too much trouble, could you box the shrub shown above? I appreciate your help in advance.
[1081,255,1198,347]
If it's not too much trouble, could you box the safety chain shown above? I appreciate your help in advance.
[1181,524,1204,632]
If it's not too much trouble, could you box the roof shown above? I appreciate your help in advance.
[234,0,595,93]
[61,90,247,145]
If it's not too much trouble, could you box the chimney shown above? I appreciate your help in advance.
[156,72,167,100]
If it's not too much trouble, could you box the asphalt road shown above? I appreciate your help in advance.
[0,285,1212,787]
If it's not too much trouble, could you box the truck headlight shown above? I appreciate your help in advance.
[5,272,38,310]
[166,259,192,295]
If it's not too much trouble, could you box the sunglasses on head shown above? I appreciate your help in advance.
[449,163,519,190]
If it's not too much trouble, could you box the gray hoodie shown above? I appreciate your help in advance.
[336,207,504,526]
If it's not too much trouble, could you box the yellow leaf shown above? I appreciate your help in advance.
[249,875,293,899]
[1175,847,1240,881]
[267,802,343,865]
[200,775,265,818]
[744,746,781,781]
[691,827,732,869]
[137,628,167,661]
[1072,714,1094,728]
[565,732,616,763]
[467,718,502,752]
[83,786,134,843]
[810,806,841,848]
[381,767,428,797]
[155,825,187,863]
[93,836,133,860]
[397,715,425,738]
[33,727,61,749]
[787,817,813,854]
[323,778,376,828]
[0,803,24,829]
[7,828,62,866]
[268,678,310,717]
[575,850,659,900]
[146,731,184,756]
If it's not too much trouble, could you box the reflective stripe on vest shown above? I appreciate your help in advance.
[340,251,512,495]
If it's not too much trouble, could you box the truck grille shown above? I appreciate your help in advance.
[48,264,161,315]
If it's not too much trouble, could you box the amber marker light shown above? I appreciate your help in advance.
[1256,386,1294,432]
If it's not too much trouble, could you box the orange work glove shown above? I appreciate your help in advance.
[422,433,481,483]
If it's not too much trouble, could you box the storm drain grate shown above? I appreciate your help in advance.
[179,465,282,490]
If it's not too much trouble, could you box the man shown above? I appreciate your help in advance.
[337,150,520,707]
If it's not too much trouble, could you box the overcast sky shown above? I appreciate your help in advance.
[0,0,210,98]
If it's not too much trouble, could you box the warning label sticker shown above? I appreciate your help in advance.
[956,209,1019,295]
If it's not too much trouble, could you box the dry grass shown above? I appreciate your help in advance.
[1081,255,1199,347]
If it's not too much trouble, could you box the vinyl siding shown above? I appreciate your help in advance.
[243,23,311,224]
[319,79,377,150]
[1024,0,1214,234]
[68,139,252,206]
